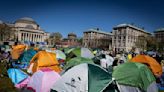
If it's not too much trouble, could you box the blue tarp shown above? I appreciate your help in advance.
[7,68,28,85]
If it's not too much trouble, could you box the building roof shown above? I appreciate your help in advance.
[15,17,37,24]
[84,28,113,35]
[114,23,151,34]
[154,28,164,33]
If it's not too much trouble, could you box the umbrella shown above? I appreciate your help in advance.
[51,63,114,92]
[130,55,162,77]
[64,57,94,70]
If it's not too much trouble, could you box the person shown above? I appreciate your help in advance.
[100,54,108,69]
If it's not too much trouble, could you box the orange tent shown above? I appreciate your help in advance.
[28,51,62,73]
[11,44,26,60]
[130,55,162,77]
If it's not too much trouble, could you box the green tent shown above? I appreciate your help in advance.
[112,62,156,91]
[51,63,114,92]
[64,57,94,70]
[64,48,75,54]
[66,48,94,61]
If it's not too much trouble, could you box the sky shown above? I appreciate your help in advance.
[0,0,164,38]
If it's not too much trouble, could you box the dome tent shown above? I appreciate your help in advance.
[51,63,114,92]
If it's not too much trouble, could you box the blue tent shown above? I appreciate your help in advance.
[16,48,37,68]
[7,68,28,85]
[18,48,37,63]
[24,41,31,45]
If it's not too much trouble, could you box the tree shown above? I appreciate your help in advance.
[135,35,147,51]
[146,36,157,51]
[0,23,14,41]
[77,37,83,45]
[49,32,63,45]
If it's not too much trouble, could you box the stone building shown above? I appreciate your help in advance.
[83,28,113,49]
[59,33,80,48]
[112,24,151,52]
[0,17,47,43]
[154,28,164,43]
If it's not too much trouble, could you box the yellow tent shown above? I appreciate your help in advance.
[28,51,62,73]
[11,44,26,60]
[130,55,162,77]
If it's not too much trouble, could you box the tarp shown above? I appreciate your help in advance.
[28,51,62,73]
[7,68,28,85]
[64,57,94,70]
[11,44,26,59]
[51,63,113,92]
[67,48,94,61]
[130,55,162,77]
[27,68,61,92]
[112,62,156,91]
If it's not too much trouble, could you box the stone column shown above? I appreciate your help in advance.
[24,33,27,41]
[18,33,23,41]
[34,34,36,42]
[39,34,41,42]
[31,34,33,42]
[27,33,29,41]
[29,33,31,41]
[37,34,38,42]
[21,33,23,41]
[23,33,25,41]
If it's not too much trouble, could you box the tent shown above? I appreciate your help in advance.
[11,44,26,59]
[67,48,94,61]
[92,54,114,66]
[46,49,66,60]
[17,48,37,68]
[64,57,94,70]
[27,68,61,92]
[63,47,75,54]
[147,51,156,56]
[28,51,62,74]
[130,55,162,77]
[51,63,114,92]
[7,68,28,85]
[112,62,157,92]
[55,50,66,60]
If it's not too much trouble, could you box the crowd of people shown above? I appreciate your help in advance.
[0,41,164,92]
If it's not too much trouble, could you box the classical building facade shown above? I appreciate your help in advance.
[154,28,164,43]
[112,24,151,52]
[0,17,47,43]
[83,28,113,49]
[14,17,47,42]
